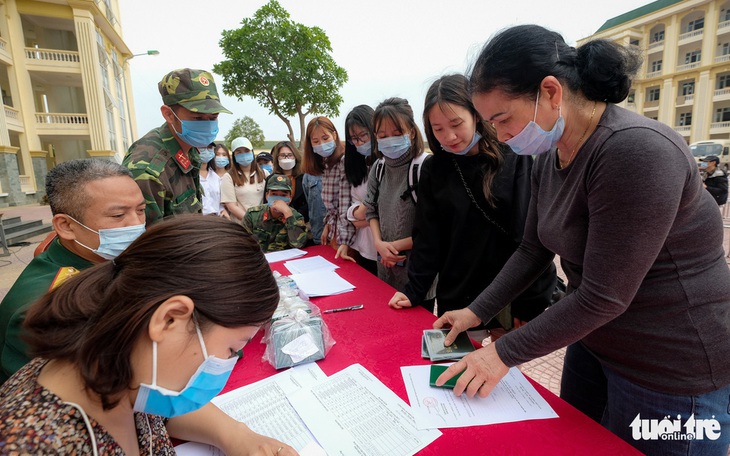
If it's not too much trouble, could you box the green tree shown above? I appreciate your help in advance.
[214,0,348,146]
[224,116,265,149]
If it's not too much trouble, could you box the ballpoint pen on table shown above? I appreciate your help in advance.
[323,304,364,314]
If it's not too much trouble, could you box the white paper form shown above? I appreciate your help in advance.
[288,363,442,456]
[289,270,355,297]
[284,255,338,274]
[175,363,328,455]
[265,248,307,264]
[400,365,558,429]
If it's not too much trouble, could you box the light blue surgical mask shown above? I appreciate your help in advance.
[234,152,254,166]
[261,164,273,174]
[355,141,372,157]
[198,147,215,163]
[313,140,336,157]
[133,317,237,418]
[378,135,411,159]
[214,157,230,168]
[442,132,482,156]
[171,111,219,148]
[71,216,145,260]
[506,91,564,156]
[268,195,291,204]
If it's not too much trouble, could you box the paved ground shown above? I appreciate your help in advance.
[1,203,729,398]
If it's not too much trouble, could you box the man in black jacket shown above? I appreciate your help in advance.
[701,155,728,206]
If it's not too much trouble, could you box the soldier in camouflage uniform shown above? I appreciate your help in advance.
[123,68,232,226]
[243,174,308,252]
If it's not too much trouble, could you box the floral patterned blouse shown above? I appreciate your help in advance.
[0,358,176,454]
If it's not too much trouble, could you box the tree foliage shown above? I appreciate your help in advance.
[214,0,348,146]
[224,116,265,149]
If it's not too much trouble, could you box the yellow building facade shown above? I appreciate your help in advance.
[579,0,730,144]
[0,0,137,207]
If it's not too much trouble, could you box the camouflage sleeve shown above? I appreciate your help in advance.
[241,210,254,234]
[122,151,166,226]
[285,210,308,248]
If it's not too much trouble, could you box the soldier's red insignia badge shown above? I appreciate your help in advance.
[175,150,192,170]
[199,76,210,86]
[277,176,284,181]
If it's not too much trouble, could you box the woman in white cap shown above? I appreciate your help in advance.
[221,137,270,221]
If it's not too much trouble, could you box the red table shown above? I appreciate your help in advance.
[223,245,642,455]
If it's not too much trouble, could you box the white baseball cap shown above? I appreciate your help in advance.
[231,137,253,152]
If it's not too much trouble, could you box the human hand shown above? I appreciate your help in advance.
[320,224,330,245]
[270,199,293,219]
[435,343,509,398]
[388,292,412,309]
[219,209,231,220]
[353,203,367,221]
[335,244,356,262]
[433,308,482,346]
[220,422,299,456]
[374,240,406,265]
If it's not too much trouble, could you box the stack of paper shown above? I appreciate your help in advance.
[422,329,475,361]
[264,248,307,264]
[284,256,355,297]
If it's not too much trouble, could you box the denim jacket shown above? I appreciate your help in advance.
[302,173,325,245]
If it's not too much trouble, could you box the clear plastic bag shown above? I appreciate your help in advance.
[263,274,335,369]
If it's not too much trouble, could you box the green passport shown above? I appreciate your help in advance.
[429,364,463,389]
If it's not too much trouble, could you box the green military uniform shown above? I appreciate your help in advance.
[0,238,93,383]
[123,123,203,225]
[123,68,231,226]
[243,205,308,252]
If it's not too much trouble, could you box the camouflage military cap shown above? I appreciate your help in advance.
[266,174,292,192]
[158,68,232,114]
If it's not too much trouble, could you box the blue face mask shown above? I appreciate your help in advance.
[378,135,411,159]
[198,147,215,163]
[133,317,237,418]
[268,195,291,204]
[355,141,372,157]
[442,132,482,156]
[261,164,273,174]
[214,157,230,168]
[171,111,219,148]
[506,91,564,156]
[313,140,336,157]
[234,152,254,166]
[70,216,145,260]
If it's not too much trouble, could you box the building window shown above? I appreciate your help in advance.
[682,81,695,96]
[646,115,658,121]
[630,39,640,47]
[687,17,705,31]
[724,9,730,22]
[627,92,635,103]
[722,43,730,56]
[651,60,663,72]
[720,74,730,89]
[648,87,661,101]
[679,112,692,126]
[685,50,701,64]
[715,107,730,122]
[651,30,665,43]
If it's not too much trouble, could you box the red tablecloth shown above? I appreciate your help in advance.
[223,245,641,455]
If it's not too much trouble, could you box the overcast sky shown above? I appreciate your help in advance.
[118,0,652,143]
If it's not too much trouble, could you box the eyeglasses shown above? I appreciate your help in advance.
[279,153,295,159]
[349,131,370,145]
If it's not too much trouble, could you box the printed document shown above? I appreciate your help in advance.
[288,364,441,456]
[400,365,558,429]
[265,248,307,264]
[175,363,328,455]
[284,255,339,274]
[289,270,355,297]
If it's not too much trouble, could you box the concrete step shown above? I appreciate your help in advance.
[0,216,21,226]
[2,216,53,246]
[2,219,43,235]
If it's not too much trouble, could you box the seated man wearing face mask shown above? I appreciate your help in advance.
[0,159,146,383]
[242,174,308,252]
[123,68,232,226]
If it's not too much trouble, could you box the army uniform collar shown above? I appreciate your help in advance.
[160,123,201,174]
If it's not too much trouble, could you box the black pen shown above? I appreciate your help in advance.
[323,304,364,314]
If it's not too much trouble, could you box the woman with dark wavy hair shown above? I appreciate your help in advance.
[0,216,297,455]
[434,24,730,456]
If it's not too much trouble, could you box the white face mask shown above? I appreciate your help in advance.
[279,158,296,170]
